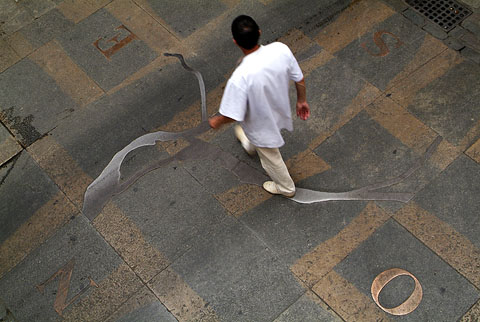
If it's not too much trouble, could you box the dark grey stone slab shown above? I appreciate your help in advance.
[312,111,416,191]
[403,7,426,27]
[336,13,429,90]
[0,58,77,146]
[0,215,124,322]
[271,0,352,40]
[109,286,176,322]
[114,301,176,322]
[0,151,58,244]
[22,0,56,18]
[307,110,440,212]
[334,219,480,321]
[413,155,480,248]
[444,36,466,50]
[0,2,34,35]
[19,8,74,48]
[423,22,448,40]
[241,196,366,265]
[113,163,227,261]
[172,216,304,322]
[183,159,241,195]
[381,0,409,12]
[407,60,480,146]
[274,292,342,322]
[51,56,224,177]
[461,45,480,63]
[57,9,158,91]
[145,0,227,38]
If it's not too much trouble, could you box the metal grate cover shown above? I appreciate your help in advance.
[406,0,472,31]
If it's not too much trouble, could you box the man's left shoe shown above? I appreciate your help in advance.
[262,181,295,198]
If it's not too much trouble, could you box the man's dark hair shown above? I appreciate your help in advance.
[231,15,260,50]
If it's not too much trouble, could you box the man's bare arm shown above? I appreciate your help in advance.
[209,114,235,129]
[295,78,310,121]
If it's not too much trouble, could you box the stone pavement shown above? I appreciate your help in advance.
[1,0,480,321]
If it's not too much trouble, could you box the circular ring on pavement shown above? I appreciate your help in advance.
[371,268,423,315]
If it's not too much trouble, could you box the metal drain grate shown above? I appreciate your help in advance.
[405,0,472,32]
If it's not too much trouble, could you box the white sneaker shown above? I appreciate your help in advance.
[262,181,295,198]
[234,125,256,156]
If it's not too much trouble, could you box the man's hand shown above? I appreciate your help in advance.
[296,101,310,120]
[295,78,310,120]
[209,115,235,129]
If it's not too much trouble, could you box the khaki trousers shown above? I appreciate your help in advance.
[255,146,296,195]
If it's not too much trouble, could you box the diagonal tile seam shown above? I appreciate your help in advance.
[131,0,182,42]
[393,202,480,290]
[57,0,114,24]
[290,202,392,288]
[460,299,480,322]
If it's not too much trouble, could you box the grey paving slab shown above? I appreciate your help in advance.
[0,215,124,322]
[336,13,429,90]
[183,159,242,195]
[271,0,352,39]
[113,163,227,261]
[145,0,227,38]
[241,197,367,265]
[0,58,77,146]
[0,2,34,35]
[413,155,480,248]
[18,8,74,48]
[311,111,420,190]
[51,56,224,177]
[0,151,58,244]
[57,8,158,91]
[274,291,342,322]
[334,219,480,321]
[21,0,56,18]
[106,286,176,322]
[407,60,480,146]
[171,216,305,322]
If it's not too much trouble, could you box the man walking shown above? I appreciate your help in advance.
[209,15,310,197]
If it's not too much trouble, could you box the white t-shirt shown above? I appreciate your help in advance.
[219,42,303,148]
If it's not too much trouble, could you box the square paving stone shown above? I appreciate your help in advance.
[113,163,227,261]
[51,56,224,178]
[171,216,305,322]
[17,8,74,49]
[336,13,429,91]
[0,151,58,244]
[413,155,480,248]
[407,60,480,146]
[241,197,367,266]
[0,58,77,146]
[274,291,342,322]
[0,215,125,322]
[311,110,421,191]
[57,8,158,91]
[144,0,227,38]
[334,219,480,321]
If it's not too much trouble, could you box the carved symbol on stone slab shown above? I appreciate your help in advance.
[371,268,423,315]
[361,30,403,57]
[36,259,98,316]
[93,25,137,59]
